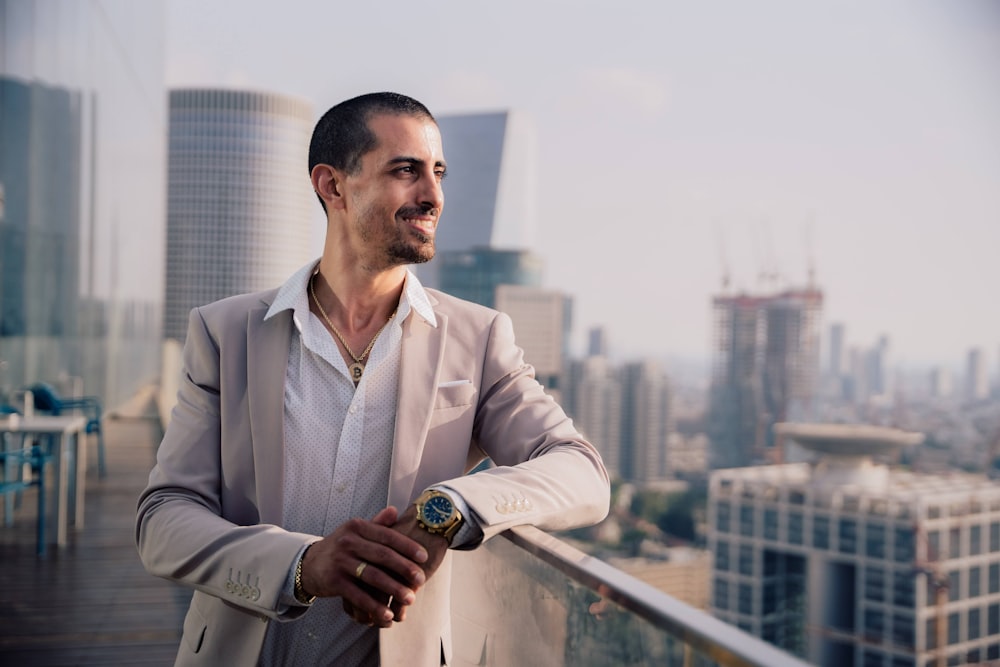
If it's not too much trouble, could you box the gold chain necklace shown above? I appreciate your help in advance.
[309,274,397,384]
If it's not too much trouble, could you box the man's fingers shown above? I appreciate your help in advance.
[390,596,409,622]
[355,515,428,564]
[354,538,426,590]
[341,580,394,627]
[371,506,398,527]
[355,560,416,607]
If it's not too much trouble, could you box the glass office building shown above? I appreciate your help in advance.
[163,88,314,343]
[709,425,1000,667]
[0,0,166,408]
[436,247,544,309]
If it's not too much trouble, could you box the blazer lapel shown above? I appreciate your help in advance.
[246,304,292,525]
[388,309,447,509]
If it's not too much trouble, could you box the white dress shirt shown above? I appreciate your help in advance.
[258,261,436,666]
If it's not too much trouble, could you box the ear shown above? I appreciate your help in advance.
[311,164,347,211]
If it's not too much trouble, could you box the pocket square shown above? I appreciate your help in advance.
[438,379,472,388]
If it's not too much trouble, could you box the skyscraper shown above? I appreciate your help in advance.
[163,88,314,342]
[708,288,823,468]
[494,284,572,399]
[588,326,609,358]
[0,0,166,407]
[432,110,537,254]
[418,109,539,297]
[620,360,674,484]
[568,355,623,479]
[930,367,953,400]
[966,347,989,402]
[829,323,846,378]
[435,247,543,309]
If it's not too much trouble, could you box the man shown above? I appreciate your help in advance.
[136,92,609,666]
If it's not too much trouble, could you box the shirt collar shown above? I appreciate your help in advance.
[264,260,438,329]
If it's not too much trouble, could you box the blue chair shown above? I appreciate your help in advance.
[0,416,53,555]
[1,404,26,518]
[28,383,107,478]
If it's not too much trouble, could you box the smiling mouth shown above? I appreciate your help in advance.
[400,213,437,237]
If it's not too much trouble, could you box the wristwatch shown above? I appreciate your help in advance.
[414,489,464,545]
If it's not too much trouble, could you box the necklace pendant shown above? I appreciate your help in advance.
[349,361,365,382]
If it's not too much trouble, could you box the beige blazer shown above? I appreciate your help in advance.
[136,286,609,666]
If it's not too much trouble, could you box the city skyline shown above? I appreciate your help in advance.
[164,0,1000,368]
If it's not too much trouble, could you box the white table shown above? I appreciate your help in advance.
[0,415,89,547]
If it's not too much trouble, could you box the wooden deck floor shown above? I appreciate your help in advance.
[0,417,189,666]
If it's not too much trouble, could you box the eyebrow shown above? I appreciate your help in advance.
[388,156,448,170]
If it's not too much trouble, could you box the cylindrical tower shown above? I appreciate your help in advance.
[164,88,315,342]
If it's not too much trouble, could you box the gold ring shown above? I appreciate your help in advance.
[355,561,368,579]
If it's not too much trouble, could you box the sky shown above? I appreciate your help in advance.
[165,0,1000,371]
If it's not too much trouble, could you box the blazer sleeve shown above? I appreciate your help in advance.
[134,306,314,621]
[439,311,610,545]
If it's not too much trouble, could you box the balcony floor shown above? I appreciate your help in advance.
[0,417,188,666]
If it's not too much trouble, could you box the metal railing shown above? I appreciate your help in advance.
[450,525,814,667]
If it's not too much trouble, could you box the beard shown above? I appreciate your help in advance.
[355,203,438,268]
[386,231,435,265]
[377,204,438,266]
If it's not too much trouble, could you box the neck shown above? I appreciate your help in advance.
[312,259,405,334]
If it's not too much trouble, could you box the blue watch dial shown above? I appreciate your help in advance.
[422,495,453,526]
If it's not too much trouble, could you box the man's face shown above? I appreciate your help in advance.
[343,113,446,270]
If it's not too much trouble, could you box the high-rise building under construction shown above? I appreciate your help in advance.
[708,287,823,468]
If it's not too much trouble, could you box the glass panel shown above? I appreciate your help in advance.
[715,578,730,611]
[865,567,885,603]
[717,502,731,533]
[814,515,830,549]
[949,527,961,559]
[739,544,754,576]
[971,525,982,556]
[866,523,886,559]
[460,527,812,667]
[715,540,730,571]
[895,526,914,563]
[839,518,857,554]
[969,608,981,640]
[764,508,779,540]
[740,505,755,537]
[787,512,803,545]
[0,2,167,407]
[893,571,915,607]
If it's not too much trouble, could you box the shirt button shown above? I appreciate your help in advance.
[349,405,358,414]
[336,483,347,493]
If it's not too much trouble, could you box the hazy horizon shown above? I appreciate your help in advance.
[165,0,1000,370]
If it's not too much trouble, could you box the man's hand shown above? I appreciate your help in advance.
[387,503,449,621]
[298,507,428,628]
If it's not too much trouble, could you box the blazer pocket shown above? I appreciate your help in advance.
[181,598,207,654]
[434,382,475,410]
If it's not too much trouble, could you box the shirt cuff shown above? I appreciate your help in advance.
[431,485,484,549]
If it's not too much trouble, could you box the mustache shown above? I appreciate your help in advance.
[397,205,439,218]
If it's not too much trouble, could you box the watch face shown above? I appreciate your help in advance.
[421,495,454,527]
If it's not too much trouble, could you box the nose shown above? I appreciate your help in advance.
[419,172,444,212]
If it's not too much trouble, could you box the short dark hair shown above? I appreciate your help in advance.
[309,92,435,178]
